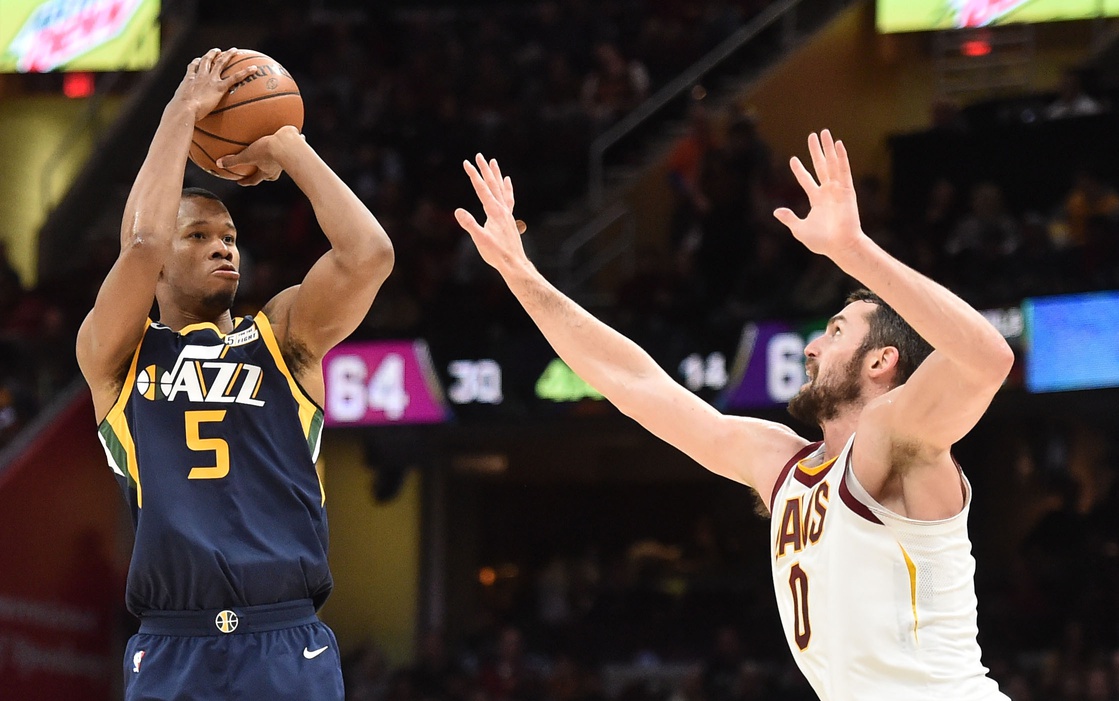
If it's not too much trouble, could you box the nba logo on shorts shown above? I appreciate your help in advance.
[133,650,145,673]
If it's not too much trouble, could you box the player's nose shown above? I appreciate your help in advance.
[210,242,234,260]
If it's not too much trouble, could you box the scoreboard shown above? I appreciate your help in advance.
[321,292,1113,428]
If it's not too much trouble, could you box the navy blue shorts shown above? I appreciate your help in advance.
[123,599,343,701]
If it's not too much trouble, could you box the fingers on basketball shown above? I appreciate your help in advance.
[188,49,303,181]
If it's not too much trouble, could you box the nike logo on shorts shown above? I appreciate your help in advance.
[303,646,329,659]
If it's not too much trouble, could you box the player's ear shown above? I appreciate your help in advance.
[867,346,899,378]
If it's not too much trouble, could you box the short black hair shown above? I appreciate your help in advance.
[181,187,223,203]
[846,288,933,386]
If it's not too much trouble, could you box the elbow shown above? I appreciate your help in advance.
[354,235,394,279]
[121,228,166,264]
[984,336,1015,384]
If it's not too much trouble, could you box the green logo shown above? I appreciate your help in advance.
[534,359,604,402]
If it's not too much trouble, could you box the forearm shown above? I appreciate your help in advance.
[277,136,393,269]
[502,263,664,412]
[832,234,1013,378]
[120,100,194,249]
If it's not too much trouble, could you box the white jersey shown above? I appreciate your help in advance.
[768,435,1008,701]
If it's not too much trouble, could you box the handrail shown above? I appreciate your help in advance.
[588,0,804,206]
[560,203,635,292]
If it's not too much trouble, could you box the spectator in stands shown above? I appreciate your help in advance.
[581,42,651,128]
[1045,68,1105,120]
[945,182,1021,302]
[1054,169,1119,250]
[666,102,714,255]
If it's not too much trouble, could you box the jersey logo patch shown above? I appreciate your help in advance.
[224,326,260,347]
[132,650,145,672]
[135,345,266,407]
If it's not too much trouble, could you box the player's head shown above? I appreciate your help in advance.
[154,188,240,318]
[788,289,932,426]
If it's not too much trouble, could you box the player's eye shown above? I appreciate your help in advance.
[223,236,235,244]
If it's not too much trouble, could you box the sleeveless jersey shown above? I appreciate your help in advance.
[97,313,331,615]
[768,435,1008,701]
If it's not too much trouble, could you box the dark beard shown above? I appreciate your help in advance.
[200,287,237,315]
[787,351,864,425]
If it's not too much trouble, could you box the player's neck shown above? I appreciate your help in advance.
[159,306,236,334]
[818,410,860,461]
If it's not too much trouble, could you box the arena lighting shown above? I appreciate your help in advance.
[961,39,992,56]
[62,71,94,97]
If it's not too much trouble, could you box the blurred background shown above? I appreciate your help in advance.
[2,0,1119,699]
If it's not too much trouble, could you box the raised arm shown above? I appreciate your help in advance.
[774,132,1013,509]
[77,49,254,421]
[218,128,394,402]
[454,155,806,495]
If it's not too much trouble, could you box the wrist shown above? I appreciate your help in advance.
[271,127,307,164]
[827,231,875,268]
[163,98,200,125]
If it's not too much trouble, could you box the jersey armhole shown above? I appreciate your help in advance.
[99,321,151,427]
[769,441,822,513]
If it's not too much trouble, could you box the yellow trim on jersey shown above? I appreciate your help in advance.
[899,544,919,641]
[254,312,320,441]
[254,312,325,505]
[797,455,838,476]
[177,321,224,336]
[101,323,148,507]
[176,316,250,338]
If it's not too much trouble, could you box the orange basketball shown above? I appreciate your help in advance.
[189,50,304,180]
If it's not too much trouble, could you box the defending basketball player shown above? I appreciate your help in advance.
[76,49,393,700]
[454,133,1013,699]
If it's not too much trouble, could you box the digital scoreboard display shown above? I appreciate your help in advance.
[0,0,160,73]
[319,294,1097,427]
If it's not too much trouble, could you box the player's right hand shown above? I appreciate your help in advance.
[172,48,258,122]
[454,154,526,275]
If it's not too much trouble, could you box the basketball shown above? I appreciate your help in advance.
[189,50,304,180]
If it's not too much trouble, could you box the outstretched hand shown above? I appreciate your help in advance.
[773,130,864,259]
[454,154,527,274]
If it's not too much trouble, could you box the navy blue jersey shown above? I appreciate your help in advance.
[98,313,332,615]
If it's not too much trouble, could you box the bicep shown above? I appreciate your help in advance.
[77,246,160,392]
[880,350,1003,451]
[284,250,391,358]
[621,373,808,494]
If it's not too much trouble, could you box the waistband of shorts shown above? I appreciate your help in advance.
[138,599,317,636]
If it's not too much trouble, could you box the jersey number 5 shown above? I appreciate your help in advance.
[186,410,230,479]
[789,562,811,650]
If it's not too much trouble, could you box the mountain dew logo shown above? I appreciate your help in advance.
[6,0,146,73]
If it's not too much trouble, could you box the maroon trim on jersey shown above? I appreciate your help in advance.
[770,441,823,512]
[838,452,885,525]
[793,459,836,489]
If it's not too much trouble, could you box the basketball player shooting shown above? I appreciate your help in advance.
[76,49,393,700]
[454,133,1013,699]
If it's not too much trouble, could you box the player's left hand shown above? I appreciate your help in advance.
[773,130,865,259]
[217,125,302,186]
[454,154,527,274]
